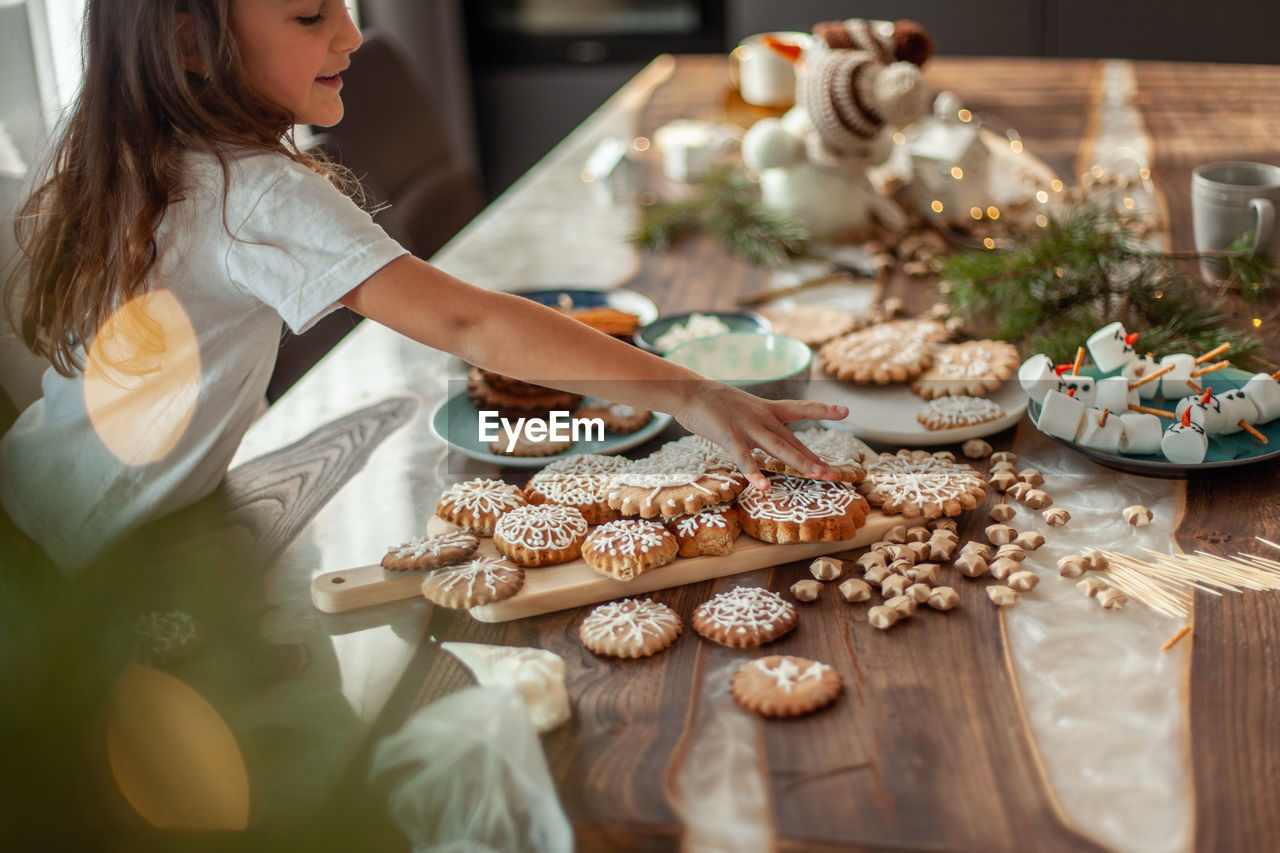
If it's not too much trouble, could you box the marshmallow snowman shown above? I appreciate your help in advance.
[1158,353,1199,400]
[1038,388,1086,441]
[1161,410,1208,464]
[1118,412,1164,455]
[1077,408,1124,452]
[1086,322,1140,373]
[1055,369,1097,407]
[1018,354,1058,401]
[1175,389,1230,434]
[1242,372,1280,422]
[1122,355,1162,401]
[1095,375,1139,415]
[1217,389,1257,435]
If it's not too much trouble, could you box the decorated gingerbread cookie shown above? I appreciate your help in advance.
[492,504,590,567]
[420,555,525,609]
[524,453,627,524]
[435,478,528,535]
[817,318,949,384]
[579,598,682,658]
[581,519,679,581]
[731,655,843,718]
[757,304,859,346]
[380,530,480,572]
[574,401,653,435]
[736,475,869,543]
[489,419,573,457]
[666,503,741,557]
[910,340,1020,400]
[858,450,986,518]
[754,426,875,482]
[466,368,581,419]
[606,444,747,519]
[916,395,1008,431]
[692,586,799,648]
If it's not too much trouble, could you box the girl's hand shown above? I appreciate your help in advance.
[671,383,849,490]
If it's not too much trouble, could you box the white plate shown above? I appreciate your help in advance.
[806,369,1028,446]
[430,391,673,468]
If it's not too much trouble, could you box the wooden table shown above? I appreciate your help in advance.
[242,56,1280,851]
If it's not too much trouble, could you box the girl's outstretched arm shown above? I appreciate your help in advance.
[341,255,849,487]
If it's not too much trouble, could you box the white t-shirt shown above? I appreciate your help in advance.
[0,150,407,572]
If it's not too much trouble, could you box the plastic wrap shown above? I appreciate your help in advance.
[369,686,572,853]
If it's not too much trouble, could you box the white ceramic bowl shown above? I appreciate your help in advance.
[664,332,812,399]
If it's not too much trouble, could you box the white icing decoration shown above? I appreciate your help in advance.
[586,519,673,556]
[931,347,996,379]
[861,452,983,512]
[918,395,1006,428]
[675,504,731,537]
[386,531,475,560]
[736,475,859,522]
[426,556,520,598]
[750,657,831,693]
[580,599,680,648]
[494,504,588,551]
[541,453,629,476]
[438,478,525,516]
[696,586,795,635]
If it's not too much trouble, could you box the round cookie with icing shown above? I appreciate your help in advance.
[435,478,529,535]
[757,303,859,345]
[606,445,747,519]
[525,453,627,524]
[420,555,525,609]
[916,395,1007,430]
[731,655,843,718]
[666,503,741,557]
[380,530,480,572]
[574,401,654,435]
[692,586,798,648]
[818,327,934,384]
[492,504,589,567]
[910,339,1019,400]
[580,598,683,658]
[581,519,679,581]
[753,426,874,482]
[736,475,869,543]
[858,449,986,519]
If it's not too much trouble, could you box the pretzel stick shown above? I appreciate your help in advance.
[1195,343,1231,364]
[1129,404,1177,418]
[1129,361,1176,390]
[1186,379,1203,393]
[1240,421,1269,444]
[1072,346,1085,376]
[1098,407,1110,426]
[1191,360,1230,378]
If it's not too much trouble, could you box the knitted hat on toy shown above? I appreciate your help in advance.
[811,18,934,67]
[800,49,930,163]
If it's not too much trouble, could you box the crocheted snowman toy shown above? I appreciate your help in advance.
[741,19,934,240]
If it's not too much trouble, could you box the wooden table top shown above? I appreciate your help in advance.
[318,56,1280,851]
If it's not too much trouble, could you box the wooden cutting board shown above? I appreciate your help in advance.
[311,510,920,621]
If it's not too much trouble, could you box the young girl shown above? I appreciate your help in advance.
[1,0,847,573]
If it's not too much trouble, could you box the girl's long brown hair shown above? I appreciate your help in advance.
[8,0,347,376]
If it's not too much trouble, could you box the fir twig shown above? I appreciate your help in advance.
[630,164,809,267]
[937,202,1277,366]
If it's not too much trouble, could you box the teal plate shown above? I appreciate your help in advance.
[1028,366,1280,478]
[430,390,674,469]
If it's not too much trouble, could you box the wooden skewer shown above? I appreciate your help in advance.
[1072,346,1085,376]
[1161,625,1192,652]
[1129,404,1177,418]
[1191,360,1231,378]
[1259,537,1280,553]
[1129,361,1176,389]
[1195,343,1231,364]
[1239,421,1269,443]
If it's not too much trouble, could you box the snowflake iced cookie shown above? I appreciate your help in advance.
[916,395,1008,431]
[435,478,528,535]
[581,519,679,581]
[730,655,843,718]
[525,453,627,524]
[420,555,525,609]
[606,445,747,519]
[492,504,589,567]
[757,304,859,345]
[666,504,741,557]
[579,599,682,658]
[736,475,869,543]
[692,586,799,648]
[858,449,986,519]
[910,340,1020,400]
[817,319,949,384]
[754,426,875,482]
[380,530,480,572]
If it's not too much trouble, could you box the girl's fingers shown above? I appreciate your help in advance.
[771,400,848,424]
[747,421,839,481]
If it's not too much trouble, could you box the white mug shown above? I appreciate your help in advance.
[731,32,809,108]
[1191,161,1280,280]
